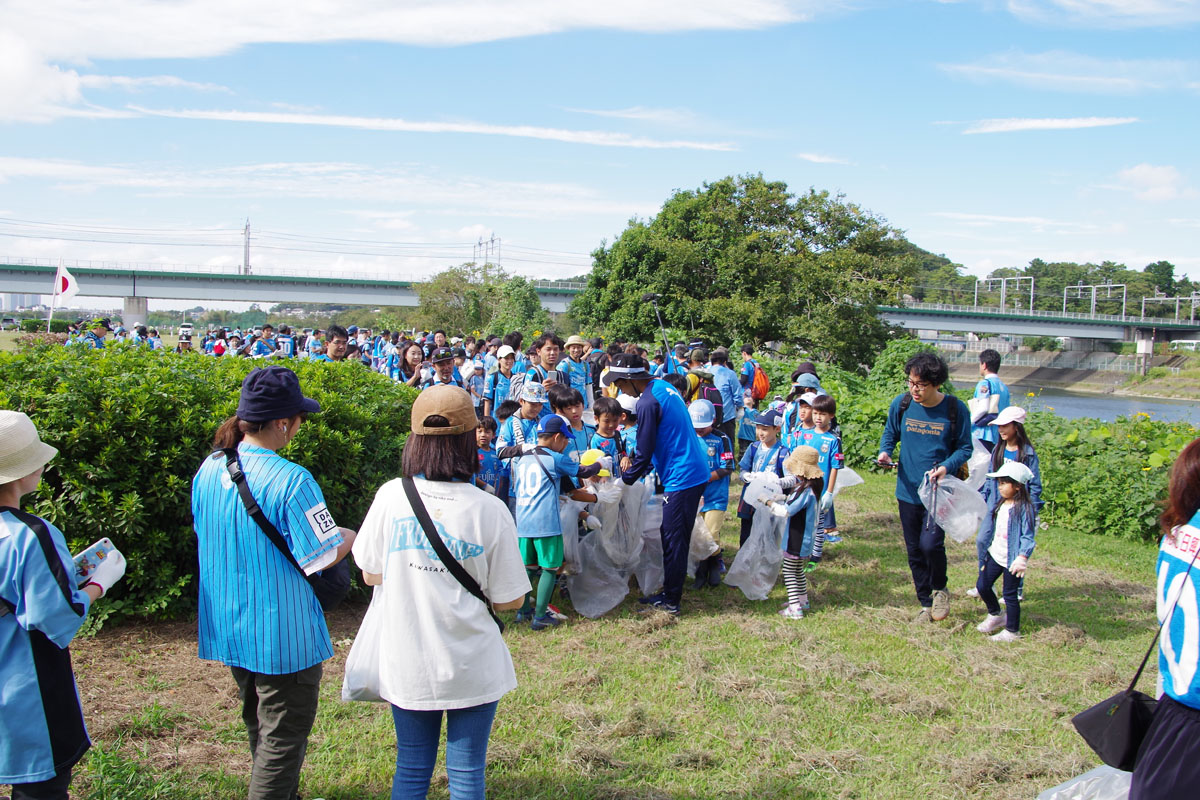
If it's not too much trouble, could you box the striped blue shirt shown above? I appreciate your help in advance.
[192,444,343,675]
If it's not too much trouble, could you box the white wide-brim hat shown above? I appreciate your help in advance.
[993,406,1027,426]
[0,411,58,483]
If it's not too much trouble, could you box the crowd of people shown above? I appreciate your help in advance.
[6,323,1199,799]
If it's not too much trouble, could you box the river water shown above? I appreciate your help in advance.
[1008,385,1200,424]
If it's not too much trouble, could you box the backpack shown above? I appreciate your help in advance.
[696,382,724,424]
[587,351,608,399]
[750,361,770,402]
[897,393,969,480]
[506,371,527,402]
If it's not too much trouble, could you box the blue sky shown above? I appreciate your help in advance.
[1,0,1198,310]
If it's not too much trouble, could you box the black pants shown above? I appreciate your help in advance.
[1131,695,1200,800]
[660,483,706,605]
[231,663,323,800]
[976,552,1020,632]
[898,499,947,608]
[718,419,737,449]
[10,767,72,800]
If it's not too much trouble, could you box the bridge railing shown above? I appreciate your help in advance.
[890,301,1197,327]
[0,256,585,292]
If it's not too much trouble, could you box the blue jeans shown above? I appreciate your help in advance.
[390,701,499,800]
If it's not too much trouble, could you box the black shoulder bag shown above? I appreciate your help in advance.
[401,476,505,633]
[1071,537,1200,771]
[217,449,351,612]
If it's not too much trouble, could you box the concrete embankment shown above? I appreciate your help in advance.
[948,363,1125,393]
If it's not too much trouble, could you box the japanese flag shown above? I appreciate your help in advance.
[53,263,79,302]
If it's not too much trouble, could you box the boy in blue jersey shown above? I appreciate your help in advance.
[549,384,594,465]
[590,396,627,464]
[604,353,709,616]
[275,325,296,358]
[497,383,547,515]
[561,335,593,410]
[808,394,844,551]
[476,416,506,497]
[970,348,1010,448]
[737,408,788,546]
[736,389,758,459]
[618,394,639,466]
[782,391,815,450]
[690,399,735,588]
[503,415,607,630]
[468,362,486,416]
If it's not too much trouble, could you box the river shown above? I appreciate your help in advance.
[1009,385,1200,424]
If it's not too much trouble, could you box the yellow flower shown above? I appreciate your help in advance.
[533,329,542,337]
[1026,392,1036,397]
[1136,412,1151,418]
[1142,467,1152,471]
[1047,407,1054,410]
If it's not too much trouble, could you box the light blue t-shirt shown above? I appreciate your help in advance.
[1157,510,1200,711]
[192,444,343,675]
[512,449,579,539]
[972,374,1010,444]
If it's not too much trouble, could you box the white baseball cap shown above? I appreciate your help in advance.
[993,406,1027,426]
[986,461,1034,485]
[497,345,515,358]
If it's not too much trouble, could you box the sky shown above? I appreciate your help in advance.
[1,0,1198,310]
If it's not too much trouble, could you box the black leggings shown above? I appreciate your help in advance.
[11,766,73,800]
[976,552,1020,633]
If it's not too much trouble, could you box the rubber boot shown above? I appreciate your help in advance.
[692,558,710,590]
[707,551,726,587]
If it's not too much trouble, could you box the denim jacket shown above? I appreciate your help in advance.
[980,444,1043,513]
[976,497,1037,569]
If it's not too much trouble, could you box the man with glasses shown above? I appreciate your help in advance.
[877,351,972,624]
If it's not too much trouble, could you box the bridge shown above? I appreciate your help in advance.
[879,302,1200,341]
[0,260,584,324]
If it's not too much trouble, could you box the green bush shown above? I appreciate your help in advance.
[0,342,416,625]
[19,318,71,333]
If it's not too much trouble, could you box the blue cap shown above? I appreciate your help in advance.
[538,414,570,437]
[237,366,321,422]
[347,325,359,334]
[792,373,821,389]
[756,408,783,427]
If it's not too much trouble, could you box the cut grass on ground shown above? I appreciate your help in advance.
[50,472,1156,800]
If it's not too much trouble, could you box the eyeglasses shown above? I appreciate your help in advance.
[906,380,931,390]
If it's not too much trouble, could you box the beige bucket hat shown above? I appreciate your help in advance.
[0,411,59,483]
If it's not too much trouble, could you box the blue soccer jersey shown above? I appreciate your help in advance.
[623,380,709,493]
[699,430,736,512]
[1157,512,1200,711]
[512,449,579,538]
[477,447,506,493]
[192,444,343,675]
[0,510,93,784]
[590,431,625,462]
[808,429,844,486]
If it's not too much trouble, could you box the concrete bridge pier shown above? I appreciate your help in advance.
[123,296,148,328]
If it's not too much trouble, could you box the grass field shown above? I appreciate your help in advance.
[34,473,1158,799]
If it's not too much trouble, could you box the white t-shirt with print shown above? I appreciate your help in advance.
[352,477,530,710]
[989,501,1011,568]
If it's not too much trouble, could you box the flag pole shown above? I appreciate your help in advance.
[47,259,62,333]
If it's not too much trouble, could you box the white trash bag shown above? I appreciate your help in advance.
[1036,765,1131,800]
[918,474,988,544]
[964,437,992,491]
[724,510,784,601]
[635,495,665,596]
[833,466,863,496]
[566,537,629,618]
[594,480,647,571]
[342,588,386,703]
[687,515,719,577]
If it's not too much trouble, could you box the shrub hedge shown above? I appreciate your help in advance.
[0,341,415,626]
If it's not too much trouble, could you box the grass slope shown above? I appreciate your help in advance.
[58,472,1156,800]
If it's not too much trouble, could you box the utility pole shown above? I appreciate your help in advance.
[243,219,251,275]
[473,235,501,268]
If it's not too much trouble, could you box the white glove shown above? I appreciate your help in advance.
[88,546,127,597]
[583,515,603,531]
[769,502,789,518]
[741,471,755,484]
[597,455,613,474]
[1010,555,1028,578]
[819,492,834,513]
[521,443,537,454]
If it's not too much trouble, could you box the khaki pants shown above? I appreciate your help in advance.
[702,509,727,548]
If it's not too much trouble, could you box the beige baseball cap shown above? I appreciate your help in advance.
[410,385,479,436]
[0,411,59,483]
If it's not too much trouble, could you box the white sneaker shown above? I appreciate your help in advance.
[991,629,1021,642]
[966,587,979,598]
[779,603,805,619]
[976,613,1006,634]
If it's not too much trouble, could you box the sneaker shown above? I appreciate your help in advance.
[991,629,1021,642]
[913,607,932,624]
[638,592,667,605]
[545,604,569,622]
[514,609,534,623]
[531,614,562,631]
[824,533,842,545]
[976,613,1006,634]
[1017,591,1024,602]
[638,598,680,616]
[779,603,805,619]
[930,589,950,621]
[965,587,979,598]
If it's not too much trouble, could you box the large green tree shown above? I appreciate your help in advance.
[571,174,916,369]
[412,262,506,333]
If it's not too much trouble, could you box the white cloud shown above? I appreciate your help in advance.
[796,152,851,165]
[1006,0,1200,28]
[1169,218,1200,228]
[940,50,1196,93]
[961,116,1138,134]
[126,105,738,150]
[563,106,700,126]
[1113,164,1196,202]
[931,211,1101,231]
[79,75,231,93]
[0,156,656,218]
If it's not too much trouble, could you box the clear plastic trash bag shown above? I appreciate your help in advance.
[559,498,585,576]
[724,510,785,601]
[1036,765,1131,800]
[918,474,988,544]
[566,481,650,618]
[687,515,719,577]
[833,466,863,496]
[635,495,665,596]
[594,480,646,571]
[964,437,992,491]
